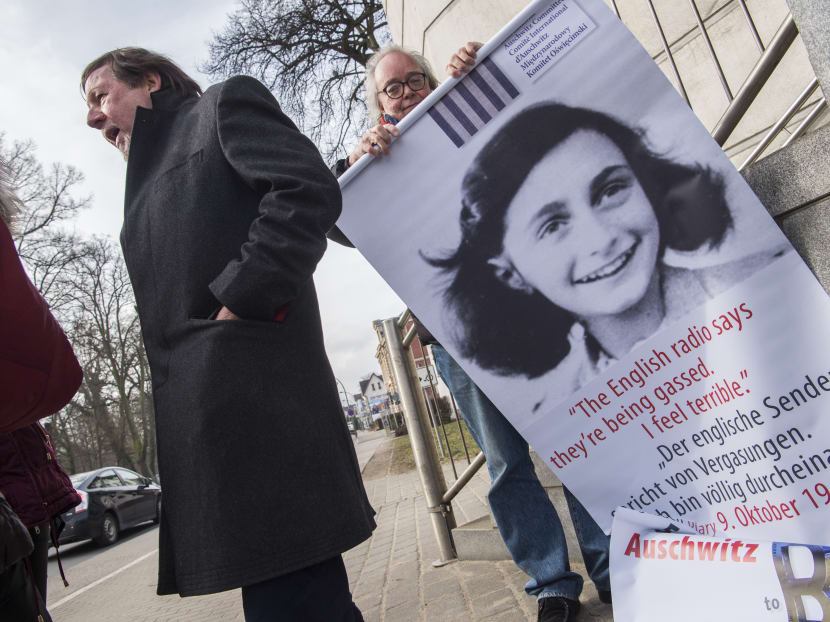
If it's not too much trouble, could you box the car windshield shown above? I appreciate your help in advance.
[70,471,96,486]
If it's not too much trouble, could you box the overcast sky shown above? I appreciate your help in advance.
[0,0,406,398]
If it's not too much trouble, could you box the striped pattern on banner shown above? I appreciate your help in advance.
[428,57,520,148]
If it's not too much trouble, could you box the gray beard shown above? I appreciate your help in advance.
[120,134,131,162]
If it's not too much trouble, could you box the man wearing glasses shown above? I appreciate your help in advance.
[332,43,611,622]
[338,46,438,168]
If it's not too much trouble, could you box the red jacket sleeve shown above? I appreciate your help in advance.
[0,220,82,433]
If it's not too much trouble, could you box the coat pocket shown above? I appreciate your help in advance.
[186,316,284,331]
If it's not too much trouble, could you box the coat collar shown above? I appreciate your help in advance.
[149,86,198,112]
[124,88,196,202]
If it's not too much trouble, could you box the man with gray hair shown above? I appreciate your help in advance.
[333,42,611,622]
[82,48,375,620]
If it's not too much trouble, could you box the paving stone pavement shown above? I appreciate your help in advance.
[46,433,613,621]
[344,438,613,622]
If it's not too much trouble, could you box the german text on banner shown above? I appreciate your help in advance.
[337,0,830,544]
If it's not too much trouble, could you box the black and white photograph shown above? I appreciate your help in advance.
[338,0,791,429]
[337,0,830,542]
[420,100,790,412]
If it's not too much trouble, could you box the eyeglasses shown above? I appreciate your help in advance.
[379,73,428,99]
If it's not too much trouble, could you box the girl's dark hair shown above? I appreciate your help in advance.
[425,102,732,378]
[81,48,202,97]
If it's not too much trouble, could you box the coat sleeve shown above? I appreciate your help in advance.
[327,157,355,248]
[208,75,342,321]
[0,221,82,434]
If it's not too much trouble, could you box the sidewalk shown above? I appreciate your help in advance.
[46,432,613,621]
[343,432,613,621]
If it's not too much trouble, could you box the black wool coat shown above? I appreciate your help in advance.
[122,77,375,596]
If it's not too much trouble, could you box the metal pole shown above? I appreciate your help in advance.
[738,78,819,170]
[688,0,733,100]
[782,97,827,148]
[382,318,456,564]
[645,0,691,105]
[433,352,472,465]
[397,307,412,331]
[335,377,354,426]
[451,391,472,465]
[711,14,798,145]
[442,452,487,505]
[401,323,416,348]
[425,362,457,479]
[401,319,448,457]
[403,325,446,456]
[737,0,765,52]
[423,385,446,457]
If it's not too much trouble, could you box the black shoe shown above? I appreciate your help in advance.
[598,589,612,604]
[538,596,581,622]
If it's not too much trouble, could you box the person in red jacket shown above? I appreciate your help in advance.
[0,162,82,622]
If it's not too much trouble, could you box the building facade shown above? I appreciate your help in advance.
[373,316,450,427]
[360,371,388,421]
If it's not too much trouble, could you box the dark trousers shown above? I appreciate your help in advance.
[0,558,52,622]
[28,522,51,601]
[241,555,363,622]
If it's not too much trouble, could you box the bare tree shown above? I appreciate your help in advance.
[64,238,156,475]
[47,400,99,474]
[1,134,91,314]
[203,0,390,158]
[2,136,157,475]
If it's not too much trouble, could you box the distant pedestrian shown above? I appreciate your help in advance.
[82,48,374,620]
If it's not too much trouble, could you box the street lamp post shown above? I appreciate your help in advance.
[335,377,357,429]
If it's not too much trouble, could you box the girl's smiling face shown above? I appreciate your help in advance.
[496,129,661,319]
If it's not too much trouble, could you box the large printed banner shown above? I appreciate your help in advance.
[610,508,830,620]
[337,0,830,543]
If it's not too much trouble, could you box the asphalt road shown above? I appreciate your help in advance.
[43,429,390,619]
[48,521,158,576]
[45,521,165,620]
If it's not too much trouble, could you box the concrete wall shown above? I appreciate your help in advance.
[381,0,828,164]
[786,0,830,94]
[742,124,830,293]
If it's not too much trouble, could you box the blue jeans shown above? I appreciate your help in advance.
[432,345,610,601]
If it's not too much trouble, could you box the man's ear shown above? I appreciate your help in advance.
[144,71,162,93]
[487,256,533,294]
